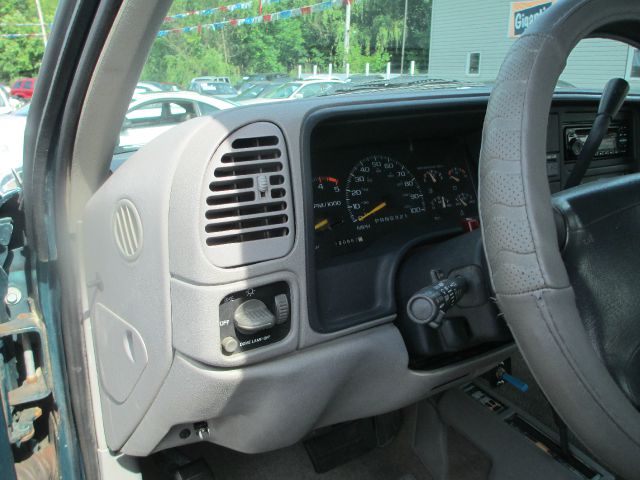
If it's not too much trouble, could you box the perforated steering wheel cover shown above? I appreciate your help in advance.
[478,0,640,477]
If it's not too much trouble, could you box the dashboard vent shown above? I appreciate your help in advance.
[203,122,294,267]
[113,199,143,261]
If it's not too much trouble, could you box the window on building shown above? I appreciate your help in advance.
[631,49,640,78]
[467,53,480,75]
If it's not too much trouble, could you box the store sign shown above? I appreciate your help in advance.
[509,1,555,37]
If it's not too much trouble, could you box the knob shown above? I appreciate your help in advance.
[273,294,290,324]
[407,276,468,329]
[233,299,276,334]
[569,137,584,157]
[221,336,238,354]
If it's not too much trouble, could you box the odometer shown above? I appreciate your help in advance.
[345,156,425,226]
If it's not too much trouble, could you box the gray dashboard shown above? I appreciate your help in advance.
[82,89,638,456]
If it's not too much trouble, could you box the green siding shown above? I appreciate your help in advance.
[428,0,640,90]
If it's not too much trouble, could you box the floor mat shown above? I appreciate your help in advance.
[447,428,491,480]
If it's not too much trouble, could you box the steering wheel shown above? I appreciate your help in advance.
[478,1,640,478]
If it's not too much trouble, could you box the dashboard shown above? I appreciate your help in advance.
[312,138,477,262]
[83,89,640,457]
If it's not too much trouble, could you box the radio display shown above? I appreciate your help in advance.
[600,133,617,151]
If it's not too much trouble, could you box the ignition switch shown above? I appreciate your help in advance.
[406,276,468,329]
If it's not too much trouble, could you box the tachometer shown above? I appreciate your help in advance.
[313,175,344,232]
[345,156,425,226]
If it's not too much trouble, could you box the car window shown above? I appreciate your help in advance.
[197,102,220,115]
[631,49,640,79]
[235,84,266,100]
[125,100,196,128]
[14,105,30,116]
[13,81,22,89]
[298,84,324,98]
[199,83,235,95]
[267,83,301,99]
[169,103,187,115]
[24,81,33,89]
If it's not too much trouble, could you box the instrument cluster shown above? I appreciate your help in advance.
[311,138,478,263]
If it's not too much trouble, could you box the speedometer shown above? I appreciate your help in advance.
[345,156,425,226]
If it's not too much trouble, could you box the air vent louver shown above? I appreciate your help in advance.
[113,199,143,261]
[202,122,294,267]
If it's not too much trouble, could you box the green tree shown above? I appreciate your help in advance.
[140,0,432,83]
[0,0,56,83]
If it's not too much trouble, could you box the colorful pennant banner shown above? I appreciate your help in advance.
[164,1,253,23]
[158,0,341,36]
[163,0,284,23]
[0,0,349,40]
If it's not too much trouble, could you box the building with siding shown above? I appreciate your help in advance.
[428,0,640,90]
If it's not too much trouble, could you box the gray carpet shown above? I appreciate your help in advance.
[447,428,491,480]
[139,410,493,479]
[184,415,434,480]
[140,352,597,480]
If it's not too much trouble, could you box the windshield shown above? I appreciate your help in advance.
[110,0,640,154]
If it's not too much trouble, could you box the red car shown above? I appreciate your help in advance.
[10,77,36,99]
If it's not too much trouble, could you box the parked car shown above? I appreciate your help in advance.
[0,84,23,110]
[118,91,236,152]
[245,79,342,104]
[236,73,290,92]
[0,86,17,115]
[132,81,181,100]
[189,76,232,88]
[346,74,386,83]
[230,80,289,104]
[188,79,238,99]
[10,77,36,99]
[0,104,29,174]
[0,93,235,175]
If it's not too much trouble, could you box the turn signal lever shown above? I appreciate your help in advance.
[406,276,468,329]
[564,77,629,189]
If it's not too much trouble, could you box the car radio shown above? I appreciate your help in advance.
[564,122,630,161]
